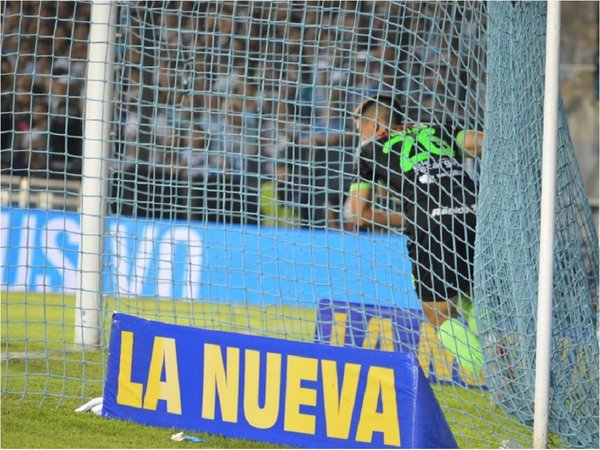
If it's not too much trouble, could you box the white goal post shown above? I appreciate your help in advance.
[74,1,116,347]
[533,0,561,447]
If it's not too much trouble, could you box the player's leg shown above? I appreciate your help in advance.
[413,223,483,375]
[421,298,454,327]
[438,214,484,375]
[422,297,483,376]
[457,293,478,334]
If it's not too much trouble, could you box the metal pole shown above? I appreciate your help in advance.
[533,0,561,447]
[75,1,116,347]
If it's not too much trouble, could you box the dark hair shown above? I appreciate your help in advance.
[354,94,403,126]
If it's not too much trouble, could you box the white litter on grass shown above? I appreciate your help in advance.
[171,432,204,443]
[75,397,103,416]
[75,400,204,442]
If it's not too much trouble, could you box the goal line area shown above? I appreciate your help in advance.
[1,290,539,449]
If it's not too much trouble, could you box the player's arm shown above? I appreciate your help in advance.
[456,130,484,157]
[345,182,404,228]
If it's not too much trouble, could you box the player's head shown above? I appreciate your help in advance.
[353,95,403,141]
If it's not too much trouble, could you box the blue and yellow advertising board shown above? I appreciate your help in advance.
[315,299,486,388]
[103,313,457,448]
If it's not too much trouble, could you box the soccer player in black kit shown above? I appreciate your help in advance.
[346,95,485,375]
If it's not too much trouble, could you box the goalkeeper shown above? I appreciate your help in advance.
[346,95,485,375]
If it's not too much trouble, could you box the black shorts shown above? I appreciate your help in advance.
[407,211,475,302]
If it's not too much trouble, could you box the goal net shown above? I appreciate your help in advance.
[475,2,599,448]
[1,1,597,448]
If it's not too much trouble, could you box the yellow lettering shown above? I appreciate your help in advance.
[201,344,240,422]
[363,318,394,351]
[417,322,454,381]
[330,312,347,346]
[355,366,400,447]
[117,331,143,408]
[321,360,361,440]
[284,355,318,435]
[143,337,181,414]
[243,350,282,429]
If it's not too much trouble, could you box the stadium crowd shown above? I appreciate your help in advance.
[2,1,90,179]
[1,1,482,228]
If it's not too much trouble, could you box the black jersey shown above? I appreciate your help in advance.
[354,124,477,301]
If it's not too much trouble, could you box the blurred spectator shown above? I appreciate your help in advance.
[21,101,50,172]
[1,59,15,160]
[259,145,310,228]
[8,88,32,176]
[1,0,497,227]
[259,98,302,176]
[2,0,90,179]
[47,72,83,178]
[180,125,212,178]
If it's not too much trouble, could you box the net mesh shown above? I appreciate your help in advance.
[476,2,599,448]
[1,1,598,448]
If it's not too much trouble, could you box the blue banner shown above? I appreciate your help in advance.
[103,313,457,448]
[0,207,420,308]
[316,300,486,388]
[315,299,423,353]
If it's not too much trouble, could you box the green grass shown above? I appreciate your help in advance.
[2,292,303,448]
[2,291,553,448]
[2,395,284,449]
